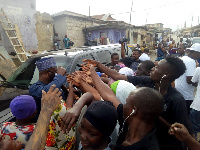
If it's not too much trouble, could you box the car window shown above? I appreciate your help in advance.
[30,56,73,84]
[6,55,73,89]
[7,61,37,88]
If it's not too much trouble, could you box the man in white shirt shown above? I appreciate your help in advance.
[175,43,200,113]
[139,48,150,61]
[190,67,200,142]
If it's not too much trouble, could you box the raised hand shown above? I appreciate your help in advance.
[60,106,80,133]
[82,59,99,67]
[72,71,82,83]
[169,122,190,142]
[66,74,73,83]
[68,82,73,91]
[66,73,80,87]
[57,66,67,76]
[82,74,93,85]
[101,73,108,78]
[82,64,92,76]
[41,84,62,112]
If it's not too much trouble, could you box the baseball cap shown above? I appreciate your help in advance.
[188,43,200,52]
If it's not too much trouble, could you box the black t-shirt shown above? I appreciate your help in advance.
[156,86,193,150]
[127,75,154,88]
[126,76,193,150]
[115,104,160,150]
[129,59,141,72]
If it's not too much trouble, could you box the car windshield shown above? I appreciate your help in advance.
[6,55,72,89]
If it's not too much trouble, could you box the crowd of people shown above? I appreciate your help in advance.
[1,40,200,150]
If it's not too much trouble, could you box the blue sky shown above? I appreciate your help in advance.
[36,0,200,31]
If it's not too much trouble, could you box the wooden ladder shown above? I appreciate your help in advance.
[0,8,27,63]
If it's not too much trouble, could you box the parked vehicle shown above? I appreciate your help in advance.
[192,37,200,44]
[0,44,131,126]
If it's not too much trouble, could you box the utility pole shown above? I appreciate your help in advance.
[130,0,133,24]
[146,13,148,24]
[89,6,90,18]
[129,0,134,44]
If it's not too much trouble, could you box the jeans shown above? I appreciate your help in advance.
[190,109,200,142]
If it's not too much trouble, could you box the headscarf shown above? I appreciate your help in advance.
[84,101,117,137]
[119,67,135,76]
[10,95,36,119]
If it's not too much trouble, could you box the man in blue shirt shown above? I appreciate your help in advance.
[156,43,165,61]
[29,57,68,120]
[63,34,70,49]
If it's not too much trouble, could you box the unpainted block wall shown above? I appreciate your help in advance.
[35,12,54,51]
[53,16,67,49]
[54,16,93,48]
[65,16,93,47]
[0,0,38,53]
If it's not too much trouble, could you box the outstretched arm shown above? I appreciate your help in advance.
[25,85,62,150]
[72,71,101,101]
[65,82,75,108]
[90,65,121,109]
[82,59,128,81]
[79,80,101,101]
[61,92,95,133]
[121,43,126,58]
[169,123,200,150]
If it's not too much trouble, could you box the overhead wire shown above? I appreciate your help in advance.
[110,0,185,16]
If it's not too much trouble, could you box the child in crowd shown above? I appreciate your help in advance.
[78,101,117,150]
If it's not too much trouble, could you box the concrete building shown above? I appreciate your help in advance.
[35,12,54,51]
[128,26,148,45]
[91,14,116,21]
[145,23,164,32]
[52,11,100,48]
[0,0,38,53]
[181,25,200,37]
[84,21,129,45]
[163,28,172,41]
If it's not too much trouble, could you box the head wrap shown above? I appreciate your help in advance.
[119,67,135,76]
[84,101,117,137]
[36,57,56,71]
[10,95,36,119]
[110,80,120,94]
[116,80,136,104]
